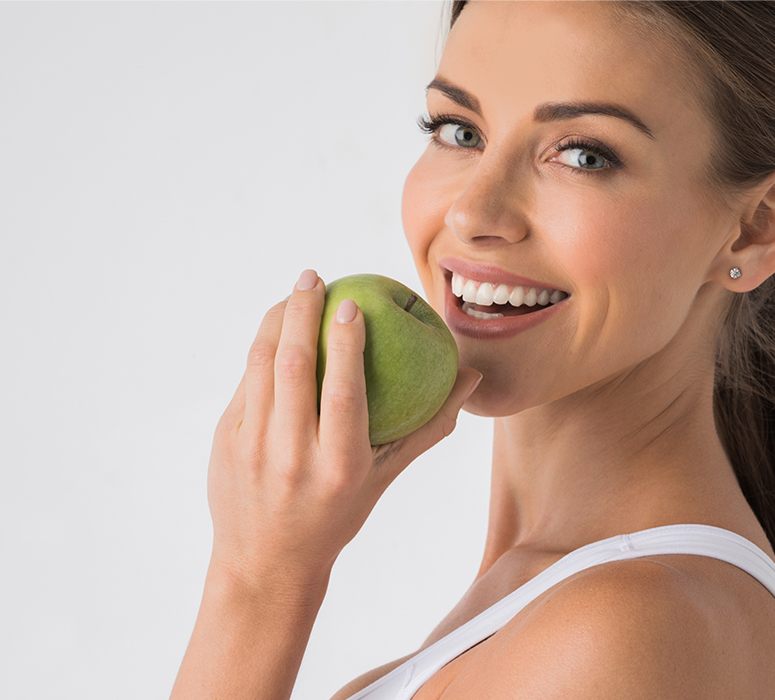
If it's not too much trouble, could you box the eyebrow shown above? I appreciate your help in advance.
[425,76,656,141]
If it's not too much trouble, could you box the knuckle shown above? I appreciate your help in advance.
[321,471,356,501]
[247,340,275,371]
[274,450,308,487]
[323,384,364,412]
[319,451,365,495]
[276,345,314,382]
[327,336,356,355]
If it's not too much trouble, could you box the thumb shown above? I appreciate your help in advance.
[434,368,483,438]
[370,369,482,491]
[421,367,483,441]
[448,368,484,425]
[462,368,485,399]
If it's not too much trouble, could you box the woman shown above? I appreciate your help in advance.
[171,2,775,698]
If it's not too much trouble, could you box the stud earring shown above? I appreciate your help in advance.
[729,267,742,279]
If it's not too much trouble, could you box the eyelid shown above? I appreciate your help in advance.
[417,111,623,172]
[417,112,485,147]
[554,136,622,169]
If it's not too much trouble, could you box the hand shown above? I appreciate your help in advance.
[206,268,483,591]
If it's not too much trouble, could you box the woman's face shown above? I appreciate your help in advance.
[402,0,733,416]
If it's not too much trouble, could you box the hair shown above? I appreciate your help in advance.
[445,0,775,548]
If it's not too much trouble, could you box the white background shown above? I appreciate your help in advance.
[0,2,496,698]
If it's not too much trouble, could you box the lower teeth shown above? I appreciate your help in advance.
[462,302,504,319]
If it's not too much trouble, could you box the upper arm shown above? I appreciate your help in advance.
[444,559,723,699]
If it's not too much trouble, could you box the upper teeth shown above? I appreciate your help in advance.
[451,272,569,307]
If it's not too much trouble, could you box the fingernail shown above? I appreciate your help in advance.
[467,373,483,397]
[296,268,318,291]
[336,298,358,323]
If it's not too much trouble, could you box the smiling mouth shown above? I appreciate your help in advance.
[443,269,568,317]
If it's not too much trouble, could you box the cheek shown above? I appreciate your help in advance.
[401,156,452,302]
[565,190,698,350]
[533,183,664,335]
[536,186,638,292]
[545,181,678,289]
[401,157,439,254]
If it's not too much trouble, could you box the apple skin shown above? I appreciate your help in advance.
[316,273,459,446]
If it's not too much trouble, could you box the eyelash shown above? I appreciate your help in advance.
[416,112,623,175]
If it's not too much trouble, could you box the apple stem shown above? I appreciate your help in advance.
[404,294,417,313]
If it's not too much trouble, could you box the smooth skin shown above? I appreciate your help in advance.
[180,0,775,696]
[381,0,775,695]
[171,271,482,699]
[402,0,775,566]
[207,271,482,590]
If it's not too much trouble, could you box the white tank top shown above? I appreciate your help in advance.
[344,523,775,700]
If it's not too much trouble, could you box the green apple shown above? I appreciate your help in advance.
[316,273,459,446]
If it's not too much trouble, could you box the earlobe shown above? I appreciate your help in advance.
[719,175,775,293]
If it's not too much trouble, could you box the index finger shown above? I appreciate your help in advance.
[230,296,289,433]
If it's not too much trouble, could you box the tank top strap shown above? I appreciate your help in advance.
[346,523,775,699]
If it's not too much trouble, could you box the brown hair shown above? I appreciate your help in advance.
[446,0,775,548]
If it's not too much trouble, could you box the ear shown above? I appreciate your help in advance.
[711,172,775,293]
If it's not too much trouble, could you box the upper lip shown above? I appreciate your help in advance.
[438,256,570,293]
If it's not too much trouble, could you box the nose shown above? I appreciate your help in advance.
[444,159,530,247]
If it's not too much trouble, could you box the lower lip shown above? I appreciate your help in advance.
[443,275,571,340]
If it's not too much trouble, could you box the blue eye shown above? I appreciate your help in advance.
[416,112,623,175]
[554,137,621,172]
[417,112,483,153]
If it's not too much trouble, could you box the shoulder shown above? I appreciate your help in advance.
[449,558,724,699]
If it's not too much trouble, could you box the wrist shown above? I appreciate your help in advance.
[171,554,332,699]
[205,554,333,612]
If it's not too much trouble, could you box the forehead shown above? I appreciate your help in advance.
[438,0,707,140]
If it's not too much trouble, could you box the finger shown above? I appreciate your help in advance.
[373,368,483,485]
[273,269,325,450]
[241,297,289,433]
[318,298,369,458]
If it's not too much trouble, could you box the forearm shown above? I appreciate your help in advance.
[170,560,331,700]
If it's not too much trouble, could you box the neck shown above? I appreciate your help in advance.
[477,353,745,578]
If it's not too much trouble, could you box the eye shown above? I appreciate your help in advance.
[416,112,624,175]
[552,137,622,175]
[416,112,484,153]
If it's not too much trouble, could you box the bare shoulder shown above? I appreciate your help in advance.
[444,558,744,699]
